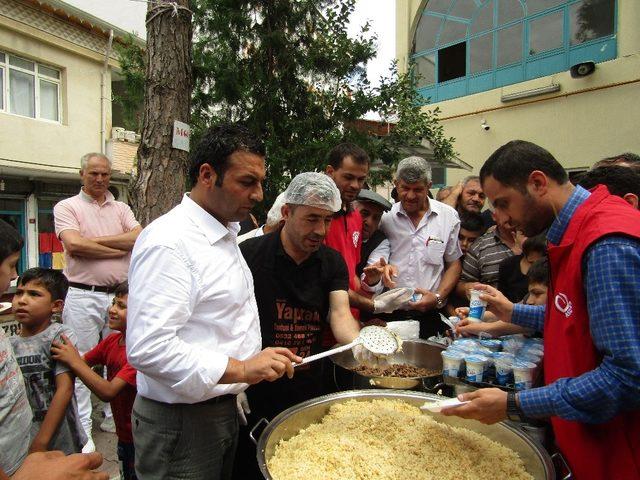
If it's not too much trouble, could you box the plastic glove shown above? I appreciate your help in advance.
[236,392,251,426]
[352,344,390,368]
[373,287,414,314]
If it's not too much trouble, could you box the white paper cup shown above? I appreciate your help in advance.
[512,361,537,390]
[465,355,486,383]
[468,289,488,322]
[441,350,464,378]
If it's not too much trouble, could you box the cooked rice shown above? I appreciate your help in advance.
[267,399,534,480]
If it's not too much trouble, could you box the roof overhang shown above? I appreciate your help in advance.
[21,0,146,47]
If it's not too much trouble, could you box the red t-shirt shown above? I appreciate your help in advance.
[84,333,137,443]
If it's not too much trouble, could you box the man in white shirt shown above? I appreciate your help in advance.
[369,157,463,338]
[126,124,301,480]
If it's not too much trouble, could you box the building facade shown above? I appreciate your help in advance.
[396,0,640,185]
[0,0,140,274]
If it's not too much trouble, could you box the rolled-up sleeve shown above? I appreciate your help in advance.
[444,219,462,262]
[126,244,230,402]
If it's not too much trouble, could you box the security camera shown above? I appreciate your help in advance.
[481,119,490,131]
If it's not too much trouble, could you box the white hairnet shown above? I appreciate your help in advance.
[284,172,341,213]
[265,192,286,227]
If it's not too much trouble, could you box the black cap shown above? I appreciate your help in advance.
[356,189,392,211]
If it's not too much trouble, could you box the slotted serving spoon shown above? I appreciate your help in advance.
[294,325,401,367]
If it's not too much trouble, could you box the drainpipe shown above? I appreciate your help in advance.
[100,29,114,154]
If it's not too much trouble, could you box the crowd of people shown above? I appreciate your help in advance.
[0,124,638,480]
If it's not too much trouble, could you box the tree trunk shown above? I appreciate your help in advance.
[131,0,192,226]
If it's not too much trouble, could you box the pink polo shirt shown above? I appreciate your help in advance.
[54,189,140,286]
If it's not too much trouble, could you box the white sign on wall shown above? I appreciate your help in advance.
[172,120,191,152]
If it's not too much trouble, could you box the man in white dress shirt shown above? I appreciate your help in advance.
[369,157,463,338]
[126,124,302,480]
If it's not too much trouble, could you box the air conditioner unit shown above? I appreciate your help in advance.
[111,127,125,140]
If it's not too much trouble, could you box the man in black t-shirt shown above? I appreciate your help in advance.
[233,172,364,480]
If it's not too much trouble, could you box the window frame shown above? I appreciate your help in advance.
[0,51,62,123]
[411,0,617,103]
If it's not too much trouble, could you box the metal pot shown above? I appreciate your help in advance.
[252,390,556,480]
[331,339,445,391]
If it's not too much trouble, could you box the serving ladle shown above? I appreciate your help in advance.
[293,325,401,367]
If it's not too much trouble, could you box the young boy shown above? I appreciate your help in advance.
[9,268,86,455]
[455,257,549,337]
[52,281,137,480]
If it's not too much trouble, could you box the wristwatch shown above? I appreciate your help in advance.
[506,392,524,422]
[434,292,445,308]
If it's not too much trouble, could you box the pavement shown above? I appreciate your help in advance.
[90,396,120,479]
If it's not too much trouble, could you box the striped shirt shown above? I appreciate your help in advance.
[513,186,640,423]
[460,229,514,287]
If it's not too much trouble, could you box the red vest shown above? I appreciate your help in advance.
[324,207,362,313]
[544,186,640,480]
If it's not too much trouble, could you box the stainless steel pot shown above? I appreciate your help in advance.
[252,390,555,480]
[331,339,445,390]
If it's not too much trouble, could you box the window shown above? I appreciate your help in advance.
[438,42,466,82]
[411,0,617,102]
[0,52,61,122]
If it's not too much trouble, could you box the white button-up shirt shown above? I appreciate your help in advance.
[127,194,262,404]
[379,199,462,293]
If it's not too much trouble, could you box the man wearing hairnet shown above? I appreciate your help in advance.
[232,172,406,479]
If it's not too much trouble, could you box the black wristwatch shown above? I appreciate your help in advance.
[506,392,525,422]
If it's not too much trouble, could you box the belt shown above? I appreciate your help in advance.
[69,282,118,293]
[140,394,236,408]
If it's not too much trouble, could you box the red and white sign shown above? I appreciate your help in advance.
[172,120,191,152]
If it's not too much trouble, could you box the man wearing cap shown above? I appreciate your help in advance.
[353,189,392,279]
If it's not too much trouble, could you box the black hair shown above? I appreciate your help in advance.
[578,166,640,199]
[522,232,547,257]
[0,219,23,264]
[593,152,640,173]
[459,211,485,234]
[527,257,549,286]
[480,140,568,192]
[114,281,128,297]
[17,268,69,301]
[327,143,370,169]
[188,123,266,187]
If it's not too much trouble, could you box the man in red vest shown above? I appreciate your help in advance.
[324,143,370,320]
[443,141,640,480]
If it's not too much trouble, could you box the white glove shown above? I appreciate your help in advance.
[236,392,251,426]
[352,344,390,368]
[373,287,414,314]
